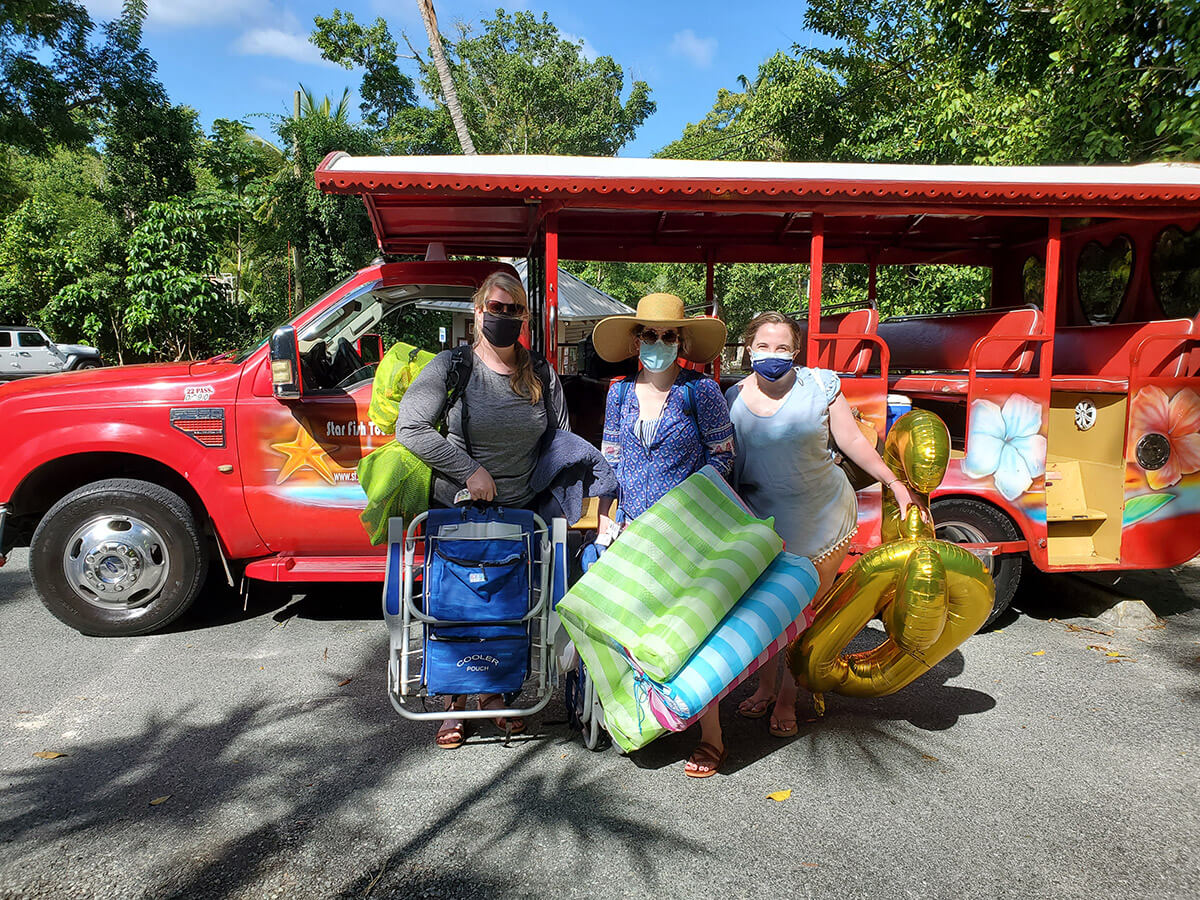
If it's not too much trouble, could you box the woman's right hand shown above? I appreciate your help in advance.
[465,465,497,502]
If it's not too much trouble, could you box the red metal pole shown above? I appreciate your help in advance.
[1040,218,1061,379]
[807,213,824,367]
[544,213,559,371]
[706,254,720,378]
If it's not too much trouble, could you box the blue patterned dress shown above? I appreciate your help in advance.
[601,370,735,520]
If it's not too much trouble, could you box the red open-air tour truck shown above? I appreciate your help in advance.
[2,154,1199,636]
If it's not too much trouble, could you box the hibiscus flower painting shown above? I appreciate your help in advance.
[1130,386,1200,490]
[961,394,1048,501]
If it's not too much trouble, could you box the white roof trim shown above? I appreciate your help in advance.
[323,154,1200,189]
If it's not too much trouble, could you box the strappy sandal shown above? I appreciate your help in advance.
[479,694,527,735]
[737,693,777,720]
[684,741,727,778]
[436,696,467,749]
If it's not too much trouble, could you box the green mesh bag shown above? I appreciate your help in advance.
[358,341,437,544]
[368,341,437,434]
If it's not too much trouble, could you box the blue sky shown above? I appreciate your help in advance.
[82,1,822,157]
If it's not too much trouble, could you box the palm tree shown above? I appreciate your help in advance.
[297,85,353,123]
[416,0,476,154]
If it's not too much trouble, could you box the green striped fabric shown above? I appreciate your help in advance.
[559,470,783,682]
[566,622,666,752]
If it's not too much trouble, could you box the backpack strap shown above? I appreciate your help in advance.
[616,374,700,433]
[439,345,475,456]
[530,351,557,448]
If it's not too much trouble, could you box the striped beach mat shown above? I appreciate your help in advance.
[558,467,783,682]
[634,551,819,729]
[563,553,818,752]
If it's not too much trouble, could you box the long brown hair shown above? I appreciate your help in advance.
[473,270,543,405]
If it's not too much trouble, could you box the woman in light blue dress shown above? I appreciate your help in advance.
[726,311,918,737]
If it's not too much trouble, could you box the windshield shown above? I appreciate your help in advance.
[231,273,363,363]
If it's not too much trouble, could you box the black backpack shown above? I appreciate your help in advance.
[437,344,557,456]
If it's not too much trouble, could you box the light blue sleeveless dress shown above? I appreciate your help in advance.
[726,367,859,561]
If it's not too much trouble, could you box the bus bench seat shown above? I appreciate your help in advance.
[798,308,880,375]
[879,306,1044,395]
[1052,318,1196,391]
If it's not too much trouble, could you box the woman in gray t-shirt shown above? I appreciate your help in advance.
[394,270,567,749]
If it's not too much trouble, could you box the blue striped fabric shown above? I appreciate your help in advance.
[647,552,819,723]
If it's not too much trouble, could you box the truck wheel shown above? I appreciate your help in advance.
[73,360,100,370]
[30,479,209,636]
[931,497,1023,629]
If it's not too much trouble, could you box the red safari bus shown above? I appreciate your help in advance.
[2,154,1198,635]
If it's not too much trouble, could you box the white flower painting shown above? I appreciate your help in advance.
[961,394,1047,501]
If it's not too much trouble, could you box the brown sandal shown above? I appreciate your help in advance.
[684,741,727,778]
[436,696,467,749]
[479,694,527,735]
[737,694,777,720]
[769,705,798,738]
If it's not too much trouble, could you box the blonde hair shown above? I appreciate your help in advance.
[473,270,543,405]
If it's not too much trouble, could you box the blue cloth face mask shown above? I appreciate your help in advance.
[750,351,795,382]
[639,340,679,372]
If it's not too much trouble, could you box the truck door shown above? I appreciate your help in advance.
[235,263,491,557]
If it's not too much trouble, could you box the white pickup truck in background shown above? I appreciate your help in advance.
[0,327,102,380]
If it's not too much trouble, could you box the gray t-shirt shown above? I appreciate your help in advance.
[394,349,569,507]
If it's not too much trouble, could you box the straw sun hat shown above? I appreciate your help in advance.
[591,293,728,364]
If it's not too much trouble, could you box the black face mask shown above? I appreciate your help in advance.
[481,312,523,348]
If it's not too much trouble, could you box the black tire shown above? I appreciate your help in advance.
[73,360,100,370]
[932,497,1024,629]
[30,479,209,636]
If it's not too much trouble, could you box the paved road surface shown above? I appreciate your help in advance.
[0,550,1197,899]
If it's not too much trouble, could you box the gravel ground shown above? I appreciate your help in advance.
[0,548,1197,900]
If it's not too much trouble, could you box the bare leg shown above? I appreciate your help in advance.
[772,545,851,734]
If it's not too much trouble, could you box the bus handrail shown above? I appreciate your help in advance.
[1128,331,1200,379]
[967,333,1051,381]
[807,330,891,377]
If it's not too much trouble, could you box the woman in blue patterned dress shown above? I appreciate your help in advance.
[728,312,918,738]
[591,293,734,778]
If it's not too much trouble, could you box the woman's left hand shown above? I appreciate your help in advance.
[889,480,924,520]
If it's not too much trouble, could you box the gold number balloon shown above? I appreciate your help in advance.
[788,410,996,699]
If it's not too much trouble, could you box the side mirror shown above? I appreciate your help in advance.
[358,333,383,366]
[269,326,303,399]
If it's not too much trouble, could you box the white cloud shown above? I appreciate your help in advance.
[561,31,600,63]
[669,29,717,68]
[83,0,274,28]
[234,28,335,67]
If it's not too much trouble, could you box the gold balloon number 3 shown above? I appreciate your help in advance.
[788,410,996,700]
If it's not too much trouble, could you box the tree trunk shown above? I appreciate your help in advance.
[417,0,476,155]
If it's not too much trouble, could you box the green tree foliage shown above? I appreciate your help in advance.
[123,193,244,360]
[0,0,160,154]
[414,10,655,155]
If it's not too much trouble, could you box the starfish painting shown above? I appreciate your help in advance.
[270,427,337,485]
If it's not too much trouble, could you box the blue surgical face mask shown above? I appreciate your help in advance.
[750,351,795,382]
[639,340,679,372]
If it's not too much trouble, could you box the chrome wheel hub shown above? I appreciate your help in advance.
[63,515,170,609]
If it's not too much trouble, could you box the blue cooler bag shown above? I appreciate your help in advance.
[421,509,535,694]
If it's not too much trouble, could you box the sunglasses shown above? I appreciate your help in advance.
[484,299,527,317]
[636,328,680,345]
